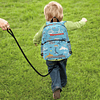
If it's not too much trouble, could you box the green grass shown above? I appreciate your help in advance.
[0,0,100,100]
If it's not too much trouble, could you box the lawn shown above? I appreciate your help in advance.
[0,0,100,100]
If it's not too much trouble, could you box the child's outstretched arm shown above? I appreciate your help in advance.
[65,18,87,31]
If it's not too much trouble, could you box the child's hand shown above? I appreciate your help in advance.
[81,18,87,22]
[35,44,37,46]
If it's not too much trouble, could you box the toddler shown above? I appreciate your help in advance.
[33,1,87,99]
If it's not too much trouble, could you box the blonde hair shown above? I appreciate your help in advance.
[44,1,63,22]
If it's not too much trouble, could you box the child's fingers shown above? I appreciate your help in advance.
[35,44,37,46]
[81,18,87,22]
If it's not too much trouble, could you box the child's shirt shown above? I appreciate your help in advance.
[33,21,86,61]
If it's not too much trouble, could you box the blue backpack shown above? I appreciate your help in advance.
[41,17,72,60]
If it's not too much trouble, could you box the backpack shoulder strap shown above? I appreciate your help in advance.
[61,21,66,23]
[44,21,67,29]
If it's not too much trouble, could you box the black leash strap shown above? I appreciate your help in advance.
[7,28,54,77]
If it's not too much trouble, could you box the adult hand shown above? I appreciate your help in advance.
[81,18,87,22]
[0,18,10,30]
